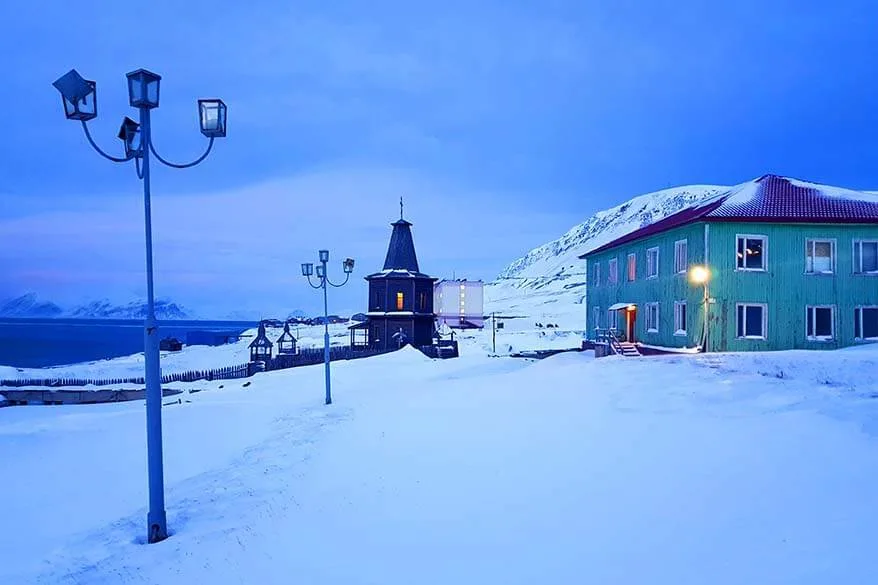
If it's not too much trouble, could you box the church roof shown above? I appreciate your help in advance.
[383,218,420,272]
[367,203,436,281]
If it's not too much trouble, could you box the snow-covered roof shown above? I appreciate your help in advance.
[365,268,436,280]
[583,175,878,257]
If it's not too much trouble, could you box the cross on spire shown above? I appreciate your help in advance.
[400,196,404,220]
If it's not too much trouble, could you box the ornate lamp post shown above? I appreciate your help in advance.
[301,252,355,405]
[52,68,227,544]
[689,265,711,352]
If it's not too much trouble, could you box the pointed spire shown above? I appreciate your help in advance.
[383,201,420,272]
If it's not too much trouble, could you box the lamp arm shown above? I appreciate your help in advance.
[326,272,351,288]
[149,136,214,169]
[305,275,324,290]
[80,121,134,163]
[135,157,145,180]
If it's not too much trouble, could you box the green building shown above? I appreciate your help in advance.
[581,175,878,353]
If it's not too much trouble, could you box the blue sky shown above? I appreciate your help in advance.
[2,0,877,318]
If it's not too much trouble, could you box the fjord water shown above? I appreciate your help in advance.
[0,318,255,368]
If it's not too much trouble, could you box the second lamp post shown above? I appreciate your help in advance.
[302,251,355,405]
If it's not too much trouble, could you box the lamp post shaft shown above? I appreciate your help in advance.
[703,282,710,353]
[322,260,332,405]
[141,106,168,543]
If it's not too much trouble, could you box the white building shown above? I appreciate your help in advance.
[434,279,485,329]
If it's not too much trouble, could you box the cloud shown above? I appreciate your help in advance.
[0,166,577,317]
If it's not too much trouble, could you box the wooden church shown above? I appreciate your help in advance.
[350,202,437,351]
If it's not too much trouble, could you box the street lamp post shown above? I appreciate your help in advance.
[301,252,355,405]
[689,265,710,352]
[52,68,227,544]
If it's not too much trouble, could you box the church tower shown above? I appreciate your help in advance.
[357,200,437,351]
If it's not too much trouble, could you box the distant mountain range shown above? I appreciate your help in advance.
[0,293,194,320]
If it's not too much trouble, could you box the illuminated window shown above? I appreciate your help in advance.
[736,235,767,271]
[396,292,404,311]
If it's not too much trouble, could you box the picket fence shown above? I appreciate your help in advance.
[0,346,390,388]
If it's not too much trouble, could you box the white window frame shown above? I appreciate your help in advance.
[852,240,878,275]
[805,239,836,275]
[645,302,659,333]
[854,305,878,340]
[674,239,688,274]
[735,302,768,340]
[646,247,659,279]
[805,305,835,342]
[592,261,600,286]
[608,258,618,285]
[627,253,636,282]
[736,234,768,272]
[673,301,687,336]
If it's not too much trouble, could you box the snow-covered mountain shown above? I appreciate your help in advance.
[0,293,64,318]
[485,184,731,325]
[67,298,193,320]
[0,294,194,320]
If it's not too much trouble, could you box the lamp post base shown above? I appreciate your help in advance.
[147,509,168,543]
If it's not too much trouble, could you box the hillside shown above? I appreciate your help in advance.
[484,184,729,325]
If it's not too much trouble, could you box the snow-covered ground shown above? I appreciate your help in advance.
[1,323,357,381]
[3,345,878,584]
[2,321,585,382]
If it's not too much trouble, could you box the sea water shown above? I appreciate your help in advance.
[0,318,256,368]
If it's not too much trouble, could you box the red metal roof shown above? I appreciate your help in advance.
[582,175,878,258]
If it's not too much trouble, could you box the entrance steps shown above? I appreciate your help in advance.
[616,342,642,357]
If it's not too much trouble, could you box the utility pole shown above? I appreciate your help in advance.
[492,311,496,354]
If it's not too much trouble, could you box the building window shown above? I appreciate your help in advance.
[646,247,659,279]
[806,306,835,341]
[805,239,835,274]
[592,262,600,286]
[608,258,618,284]
[627,253,636,282]
[674,240,688,274]
[645,302,659,333]
[607,309,617,330]
[853,240,878,274]
[674,301,687,335]
[855,307,878,340]
[592,306,601,330]
[396,292,404,311]
[419,292,428,312]
[736,235,767,271]
[736,303,767,339]
[372,289,382,310]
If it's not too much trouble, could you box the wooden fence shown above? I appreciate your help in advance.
[0,363,250,388]
[1,342,454,391]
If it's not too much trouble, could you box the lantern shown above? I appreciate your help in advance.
[52,69,97,121]
[117,116,142,158]
[198,99,227,138]
[301,263,314,277]
[126,69,161,109]
[343,257,355,274]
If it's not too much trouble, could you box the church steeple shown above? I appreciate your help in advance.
[383,198,420,272]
